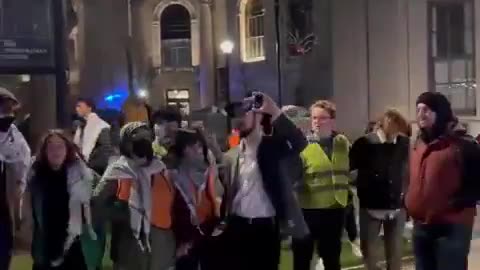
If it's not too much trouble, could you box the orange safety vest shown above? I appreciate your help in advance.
[228,132,240,149]
[194,167,220,223]
[116,171,174,229]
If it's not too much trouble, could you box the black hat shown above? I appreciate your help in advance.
[416,92,454,123]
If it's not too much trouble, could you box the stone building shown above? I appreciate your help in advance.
[67,0,480,138]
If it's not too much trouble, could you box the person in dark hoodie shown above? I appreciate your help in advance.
[406,92,475,270]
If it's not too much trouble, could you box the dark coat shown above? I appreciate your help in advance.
[350,133,409,210]
[221,114,309,239]
[88,128,114,175]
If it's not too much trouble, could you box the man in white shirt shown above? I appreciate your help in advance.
[220,92,308,270]
[73,98,113,174]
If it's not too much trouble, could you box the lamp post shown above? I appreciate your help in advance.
[220,40,234,132]
[274,0,282,106]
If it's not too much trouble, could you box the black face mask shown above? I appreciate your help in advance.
[132,138,154,162]
[0,116,15,132]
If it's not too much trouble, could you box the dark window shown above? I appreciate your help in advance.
[161,4,191,40]
[161,4,192,68]
[429,1,476,115]
[435,4,466,57]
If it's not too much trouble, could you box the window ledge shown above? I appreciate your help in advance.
[458,115,480,121]
[157,67,195,73]
[242,56,266,63]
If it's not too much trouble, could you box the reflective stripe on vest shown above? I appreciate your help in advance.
[299,135,350,209]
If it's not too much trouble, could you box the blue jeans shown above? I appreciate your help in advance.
[413,223,472,270]
[0,217,12,270]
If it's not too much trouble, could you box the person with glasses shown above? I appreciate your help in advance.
[292,100,352,270]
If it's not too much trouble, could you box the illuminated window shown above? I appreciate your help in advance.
[240,0,265,62]
[166,89,190,115]
[161,5,192,68]
[429,1,476,115]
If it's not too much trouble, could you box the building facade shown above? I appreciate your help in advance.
[68,0,480,138]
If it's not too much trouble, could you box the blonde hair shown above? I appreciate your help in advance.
[310,100,336,119]
[377,109,410,137]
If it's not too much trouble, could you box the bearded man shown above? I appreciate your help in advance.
[219,92,308,270]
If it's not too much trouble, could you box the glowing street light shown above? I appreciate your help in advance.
[220,40,234,54]
[20,75,30,82]
[138,89,148,98]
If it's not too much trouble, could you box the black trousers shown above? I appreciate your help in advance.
[222,216,281,270]
[345,204,358,242]
[292,208,346,270]
[176,235,221,270]
[32,241,87,270]
[0,216,12,270]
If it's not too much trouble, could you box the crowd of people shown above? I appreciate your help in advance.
[0,86,478,270]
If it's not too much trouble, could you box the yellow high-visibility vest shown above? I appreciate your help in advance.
[298,134,351,209]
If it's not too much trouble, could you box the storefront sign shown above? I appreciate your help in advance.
[0,0,54,68]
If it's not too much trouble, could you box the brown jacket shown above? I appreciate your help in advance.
[406,134,475,226]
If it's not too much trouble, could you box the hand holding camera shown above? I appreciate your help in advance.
[244,92,282,121]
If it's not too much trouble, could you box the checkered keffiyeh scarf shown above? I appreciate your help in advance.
[120,121,149,143]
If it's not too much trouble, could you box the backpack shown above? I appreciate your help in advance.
[453,134,480,208]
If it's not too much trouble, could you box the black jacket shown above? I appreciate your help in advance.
[88,128,114,175]
[350,133,409,210]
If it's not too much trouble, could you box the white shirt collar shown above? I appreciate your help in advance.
[240,137,260,157]
[376,130,397,144]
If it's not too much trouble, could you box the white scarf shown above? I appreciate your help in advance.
[0,124,31,191]
[101,156,166,251]
[66,160,95,237]
[74,113,110,161]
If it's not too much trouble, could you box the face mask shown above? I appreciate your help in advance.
[154,124,166,140]
[186,154,208,171]
[0,115,15,132]
[131,138,154,166]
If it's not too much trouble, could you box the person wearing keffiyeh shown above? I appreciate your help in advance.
[28,130,100,270]
[0,87,31,270]
[170,128,222,270]
[93,122,176,270]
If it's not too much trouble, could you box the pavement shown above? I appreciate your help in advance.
[469,239,480,270]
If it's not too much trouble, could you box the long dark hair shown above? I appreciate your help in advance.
[34,129,84,171]
[172,128,209,166]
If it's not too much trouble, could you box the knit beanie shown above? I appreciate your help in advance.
[416,92,455,139]
[416,92,454,124]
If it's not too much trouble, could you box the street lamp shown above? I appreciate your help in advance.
[137,89,148,98]
[220,40,234,55]
[220,40,234,132]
